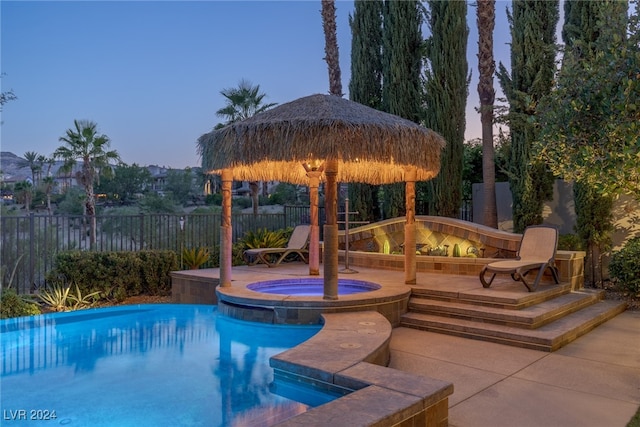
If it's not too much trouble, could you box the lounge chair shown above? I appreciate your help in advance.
[479,225,560,292]
[244,225,310,267]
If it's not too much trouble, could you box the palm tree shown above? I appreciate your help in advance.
[321,0,343,97]
[42,176,55,214]
[39,156,56,215]
[477,0,498,228]
[14,180,33,213]
[216,79,277,122]
[23,151,40,187]
[36,154,48,185]
[55,120,120,248]
[216,79,277,215]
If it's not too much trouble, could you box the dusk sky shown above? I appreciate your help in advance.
[1,1,513,169]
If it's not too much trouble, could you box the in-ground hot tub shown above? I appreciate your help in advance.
[247,278,381,296]
[216,269,410,326]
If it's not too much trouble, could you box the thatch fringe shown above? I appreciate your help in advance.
[197,94,445,185]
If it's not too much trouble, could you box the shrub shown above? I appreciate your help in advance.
[608,237,640,296]
[205,194,222,206]
[137,251,179,295]
[46,250,178,301]
[1,289,41,319]
[558,234,584,251]
[270,183,301,205]
[233,197,252,209]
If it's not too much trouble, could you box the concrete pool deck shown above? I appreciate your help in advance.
[172,263,640,426]
[389,311,640,427]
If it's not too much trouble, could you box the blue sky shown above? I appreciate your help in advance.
[1,1,512,169]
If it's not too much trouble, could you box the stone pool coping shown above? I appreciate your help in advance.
[271,311,453,426]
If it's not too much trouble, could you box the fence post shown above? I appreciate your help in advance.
[139,213,145,250]
[29,213,35,292]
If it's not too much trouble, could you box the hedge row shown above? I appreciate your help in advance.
[46,250,179,302]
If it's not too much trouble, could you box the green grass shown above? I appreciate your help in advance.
[628,405,640,427]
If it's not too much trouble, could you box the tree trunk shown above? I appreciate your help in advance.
[249,181,259,215]
[321,0,343,96]
[85,184,97,249]
[477,0,498,228]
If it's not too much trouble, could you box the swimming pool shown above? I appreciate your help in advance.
[0,304,335,426]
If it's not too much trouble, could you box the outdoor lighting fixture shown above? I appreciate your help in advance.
[303,159,324,172]
[179,217,185,231]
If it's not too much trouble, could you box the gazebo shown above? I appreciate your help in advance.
[198,94,445,299]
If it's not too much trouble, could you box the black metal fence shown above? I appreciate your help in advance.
[1,205,322,294]
[1,201,473,295]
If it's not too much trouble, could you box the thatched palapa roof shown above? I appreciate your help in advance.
[197,94,445,184]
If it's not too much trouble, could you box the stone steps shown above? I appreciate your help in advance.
[401,283,627,351]
[408,289,604,329]
[410,282,574,309]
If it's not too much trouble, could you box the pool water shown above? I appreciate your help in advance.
[247,278,381,296]
[0,304,334,426]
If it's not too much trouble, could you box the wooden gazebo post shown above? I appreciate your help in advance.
[405,166,417,285]
[323,158,339,300]
[220,168,233,287]
[305,166,322,276]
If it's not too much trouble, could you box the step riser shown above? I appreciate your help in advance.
[408,295,600,329]
[410,283,574,310]
[401,303,625,352]
[400,322,553,352]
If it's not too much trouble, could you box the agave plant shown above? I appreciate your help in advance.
[37,285,71,312]
[67,285,101,310]
[182,247,210,270]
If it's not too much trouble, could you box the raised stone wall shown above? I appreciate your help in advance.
[338,216,586,290]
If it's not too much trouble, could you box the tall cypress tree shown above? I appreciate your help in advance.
[559,0,627,285]
[497,0,559,233]
[349,0,383,110]
[424,0,469,218]
[348,0,383,222]
[380,0,424,218]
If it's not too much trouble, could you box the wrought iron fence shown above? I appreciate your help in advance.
[1,201,474,294]
[1,206,321,294]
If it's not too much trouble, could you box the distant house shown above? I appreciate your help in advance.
[146,165,169,194]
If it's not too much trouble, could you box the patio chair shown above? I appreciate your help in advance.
[479,225,560,292]
[244,225,310,268]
